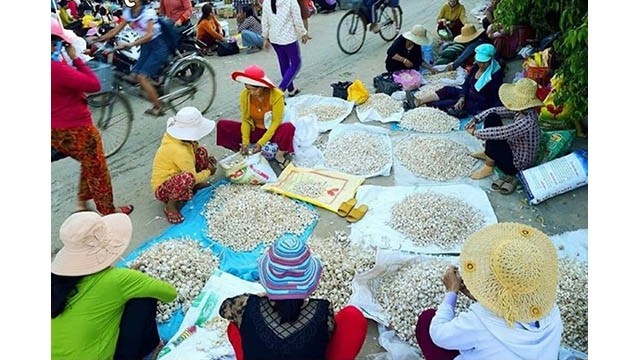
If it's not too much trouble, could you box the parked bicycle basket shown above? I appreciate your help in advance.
[340,0,362,10]
[87,60,114,94]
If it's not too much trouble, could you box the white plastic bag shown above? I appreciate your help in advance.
[292,114,324,168]
[219,152,278,184]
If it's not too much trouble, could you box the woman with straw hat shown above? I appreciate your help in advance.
[151,106,217,224]
[465,77,543,194]
[385,24,437,74]
[51,212,177,360]
[436,23,490,71]
[216,64,296,169]
[415,223,563,360]
[405,43,504,116]
[219,235,368,360]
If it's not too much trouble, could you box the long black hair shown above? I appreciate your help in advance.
[52,273,85,318]
[242,5,260,23]
[270,0,277,15]
[273,299,304,324]
[198,3,213,25]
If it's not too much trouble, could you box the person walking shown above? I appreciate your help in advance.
[51,17,133,215]
[261,0,310,97]
[159,0,193,27]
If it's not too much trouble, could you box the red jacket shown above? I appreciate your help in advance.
[51,58,100,129]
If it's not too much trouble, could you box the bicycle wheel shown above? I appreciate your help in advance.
[378,5,403,42]
[88,92,133,158]
[163,57,216,115]
[337,11,366,55]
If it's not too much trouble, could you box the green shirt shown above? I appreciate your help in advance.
[51,267,177,360]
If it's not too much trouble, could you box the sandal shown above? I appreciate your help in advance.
[164,208,184,224]
[275,154,292,170]
[346,204,369,223]
[491,178,505,191]
[117,205,135,215]
[337,198,357,217]
[144,106,166,117]
[499,176,517,195]
[287,88,301,98]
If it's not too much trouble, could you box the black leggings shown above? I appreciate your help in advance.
[483,113,518,176]
[113,298,160,360]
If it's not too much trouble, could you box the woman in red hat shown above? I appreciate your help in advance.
[216,65,296,169]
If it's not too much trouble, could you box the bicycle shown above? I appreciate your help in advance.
[336,0,403,55]
[85,27,217,158]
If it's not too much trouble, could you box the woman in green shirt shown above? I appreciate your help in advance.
[51,212,177,360]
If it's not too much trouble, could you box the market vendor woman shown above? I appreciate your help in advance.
[216,64,296,170]
[385,25,436,74]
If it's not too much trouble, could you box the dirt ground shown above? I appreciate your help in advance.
[50,0,587,357]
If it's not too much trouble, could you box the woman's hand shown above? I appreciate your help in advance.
[445,63,454,72]
[301,34,309,44]
[454,97,465,110]
[252,143,262,154]
[442,266,462,293]
[465,118,476,135]
[115,42,131,50]
[403,58,414,68]
[208,156,217,173]
[64,42,77,60]
[240,144,249,155]
[263,39,271,50]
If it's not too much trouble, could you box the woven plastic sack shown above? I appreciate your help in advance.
[392,69,422,91]
[347,79,369,105]
[219,152,278,184]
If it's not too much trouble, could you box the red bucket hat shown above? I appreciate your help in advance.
[231,64,276,88]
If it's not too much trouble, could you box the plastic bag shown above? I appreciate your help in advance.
[219,152,278,184]
[348,79,370,105]
[392,69,422,91]
[292,114,323,168]
[373,73,402,95]
[331,81,352,100]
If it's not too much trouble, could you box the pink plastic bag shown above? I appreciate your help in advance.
[392,69,422,91]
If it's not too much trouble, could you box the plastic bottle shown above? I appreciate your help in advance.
[422,44,434,65]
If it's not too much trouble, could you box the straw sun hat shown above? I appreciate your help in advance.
[454,24,483,44]
[51,212,133,276]
[232,64,277,88]
[166,106,216,141]
[403,25,430,46]
[460,223,559,325]
[258,235,322,300]
[498,78,544,111]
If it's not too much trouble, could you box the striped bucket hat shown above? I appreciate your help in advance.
[258,235,322,300]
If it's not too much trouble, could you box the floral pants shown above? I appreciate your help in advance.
[154,147,210,203]
[51,125,116,214]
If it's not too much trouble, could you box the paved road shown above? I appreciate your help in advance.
[51,0,587,357]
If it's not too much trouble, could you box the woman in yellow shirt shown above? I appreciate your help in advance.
[216,64,296,169]
[151,107,217,224]
[196,3,225,54]
[437,0,467,39]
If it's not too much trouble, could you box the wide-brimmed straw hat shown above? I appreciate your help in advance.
[258,235,322,300]
[232,64,276,88]
[460,223,558,325]
[51,15,77,44]
[51,212,133,276]
[166,107,216,141]
[454,24,483,44]
[498,78,543,111]
[403,25,430,46]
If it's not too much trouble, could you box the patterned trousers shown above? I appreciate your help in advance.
[154,147,210,203]
[51,125,116,215]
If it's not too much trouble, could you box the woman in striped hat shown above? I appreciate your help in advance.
[219,235,368,360]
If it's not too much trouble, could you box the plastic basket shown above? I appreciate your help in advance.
[524,65,551,85]
[339,0,363,11]
[87,60,114,94]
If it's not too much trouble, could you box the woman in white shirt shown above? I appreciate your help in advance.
[261,0,309,97]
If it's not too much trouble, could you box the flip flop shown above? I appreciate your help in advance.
[337,198,357,217]
[491,178,505,191]
[404,90,416,110]
[117,205,134,215]
[499,176,517,195]
[275,154,293,170]
[164,208,184,224]
[346,204,368,223]
[144,106,166,117]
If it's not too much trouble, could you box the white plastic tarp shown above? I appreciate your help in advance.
[285,94,355,133]
[422,65,467,87]
[355,96,404,123]
[392,131,487,186]
[159,269,265,360]
[349,184,498,254]
[319,124,394,178]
